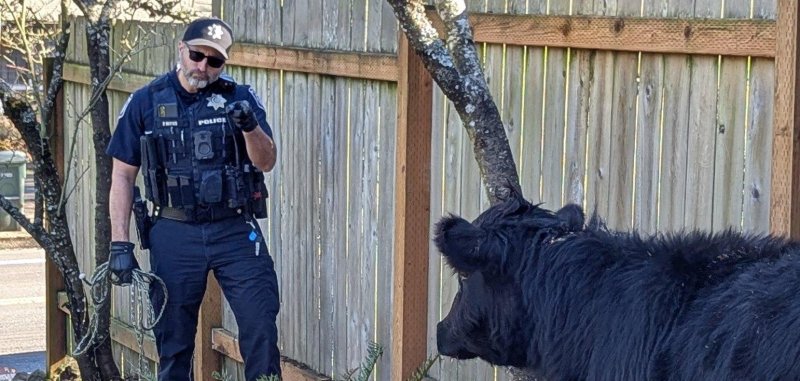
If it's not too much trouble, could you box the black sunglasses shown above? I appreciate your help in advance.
[187,48,226,68]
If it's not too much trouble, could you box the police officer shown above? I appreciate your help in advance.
[106,17,281,381]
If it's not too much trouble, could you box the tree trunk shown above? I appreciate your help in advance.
[388,0,535,378]
[0,93,102,379]
[85,17,119,380]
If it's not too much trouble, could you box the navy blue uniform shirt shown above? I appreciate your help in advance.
[106,69,272,166]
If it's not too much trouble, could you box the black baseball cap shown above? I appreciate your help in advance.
[182,17,233,59]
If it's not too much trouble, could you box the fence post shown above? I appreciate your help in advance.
[391,34,433,380]
[211,0,223,19]
[770,0,800,237]
[194,274,222,379]
[43,57,68,373]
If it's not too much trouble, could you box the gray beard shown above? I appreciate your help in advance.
[188,77,209,89]
[181,66,218,89]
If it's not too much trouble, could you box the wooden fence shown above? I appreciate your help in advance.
[51,0,800,380]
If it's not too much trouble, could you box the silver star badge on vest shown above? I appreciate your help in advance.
[206,93,226,110]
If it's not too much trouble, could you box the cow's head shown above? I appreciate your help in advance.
[434,196,584,367]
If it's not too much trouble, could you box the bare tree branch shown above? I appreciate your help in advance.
[387,0,520,204]
[58,29,147,214]
[40,21,70,136]
[70,0,91,21]
[0,194,45,239]
[435,0,483,83]
[0,0,44,108]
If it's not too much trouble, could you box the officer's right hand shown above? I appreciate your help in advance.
[226,100,259,133]
[109,241,139,286]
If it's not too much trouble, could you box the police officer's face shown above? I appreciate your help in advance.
[179,42,224,90]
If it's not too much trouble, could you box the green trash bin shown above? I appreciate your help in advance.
[0,150,27,231]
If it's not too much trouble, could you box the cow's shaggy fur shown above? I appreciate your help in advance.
[434,196,800,381]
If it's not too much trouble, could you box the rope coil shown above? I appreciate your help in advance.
[73,263,168,358]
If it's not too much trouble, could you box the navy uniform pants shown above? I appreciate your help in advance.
[148,215,281,381]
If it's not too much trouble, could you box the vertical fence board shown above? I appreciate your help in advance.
[587,1,619,219]
[605,0,639,231]
[713,56,747,230]
[317,76,337,378]
[540,1,569,210]
[744,0,778,234]
[541,46,569,208]
[581,0,617,216]
[232,0,247,43]
[561,47,588,208]
[295,71,312,366]
[712,1,750,231]
[565,48,591,208]
[361,82,379,380]
[684,56,718,230]
[308,72,323,374]
[634,53,663,234]
[293,0,310,46]
[335,0,353,51]
[376,81,397,381]
[282,70,298,360]
[745,60,775,233]
[684,0,722,230]
[634,1,671,234]
[656,52,692,231]
[519,46,546,201]
[380,1,399,53]
[346,79,366,370]
[331,77,350,378]
[377,6,398,378]
[518,0,546,196]
[351,0,367,52]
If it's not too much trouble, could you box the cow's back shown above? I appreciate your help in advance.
[659,251,800,380]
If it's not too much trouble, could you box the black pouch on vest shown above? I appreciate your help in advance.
[251,181,268,219]
[166,175,195,208]
[224,166,245,209]
[166,176,181,208]
[179,175,195,207]
[200,170,223,204]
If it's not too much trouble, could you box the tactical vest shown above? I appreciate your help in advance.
[140,74,268,221]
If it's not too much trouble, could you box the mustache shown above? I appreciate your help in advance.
[181,66,219,89]
[186,70,210,79]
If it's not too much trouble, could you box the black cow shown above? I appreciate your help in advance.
[434,195,800,380]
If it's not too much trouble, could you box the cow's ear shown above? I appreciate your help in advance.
[555,203,584,231]
[434,214,486,273]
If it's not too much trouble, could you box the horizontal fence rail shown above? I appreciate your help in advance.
[440,13,777,57]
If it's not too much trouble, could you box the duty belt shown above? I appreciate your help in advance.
[158,205,243,223]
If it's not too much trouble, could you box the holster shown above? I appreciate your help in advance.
[132,186,152,250]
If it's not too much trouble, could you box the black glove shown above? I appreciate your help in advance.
[226,100,259,133]
[109,241,139,286]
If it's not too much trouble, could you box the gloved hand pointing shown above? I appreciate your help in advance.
[226,100,259,133]
[109,241,139,286]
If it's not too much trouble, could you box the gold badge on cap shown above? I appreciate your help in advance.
[208,24,224,40]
